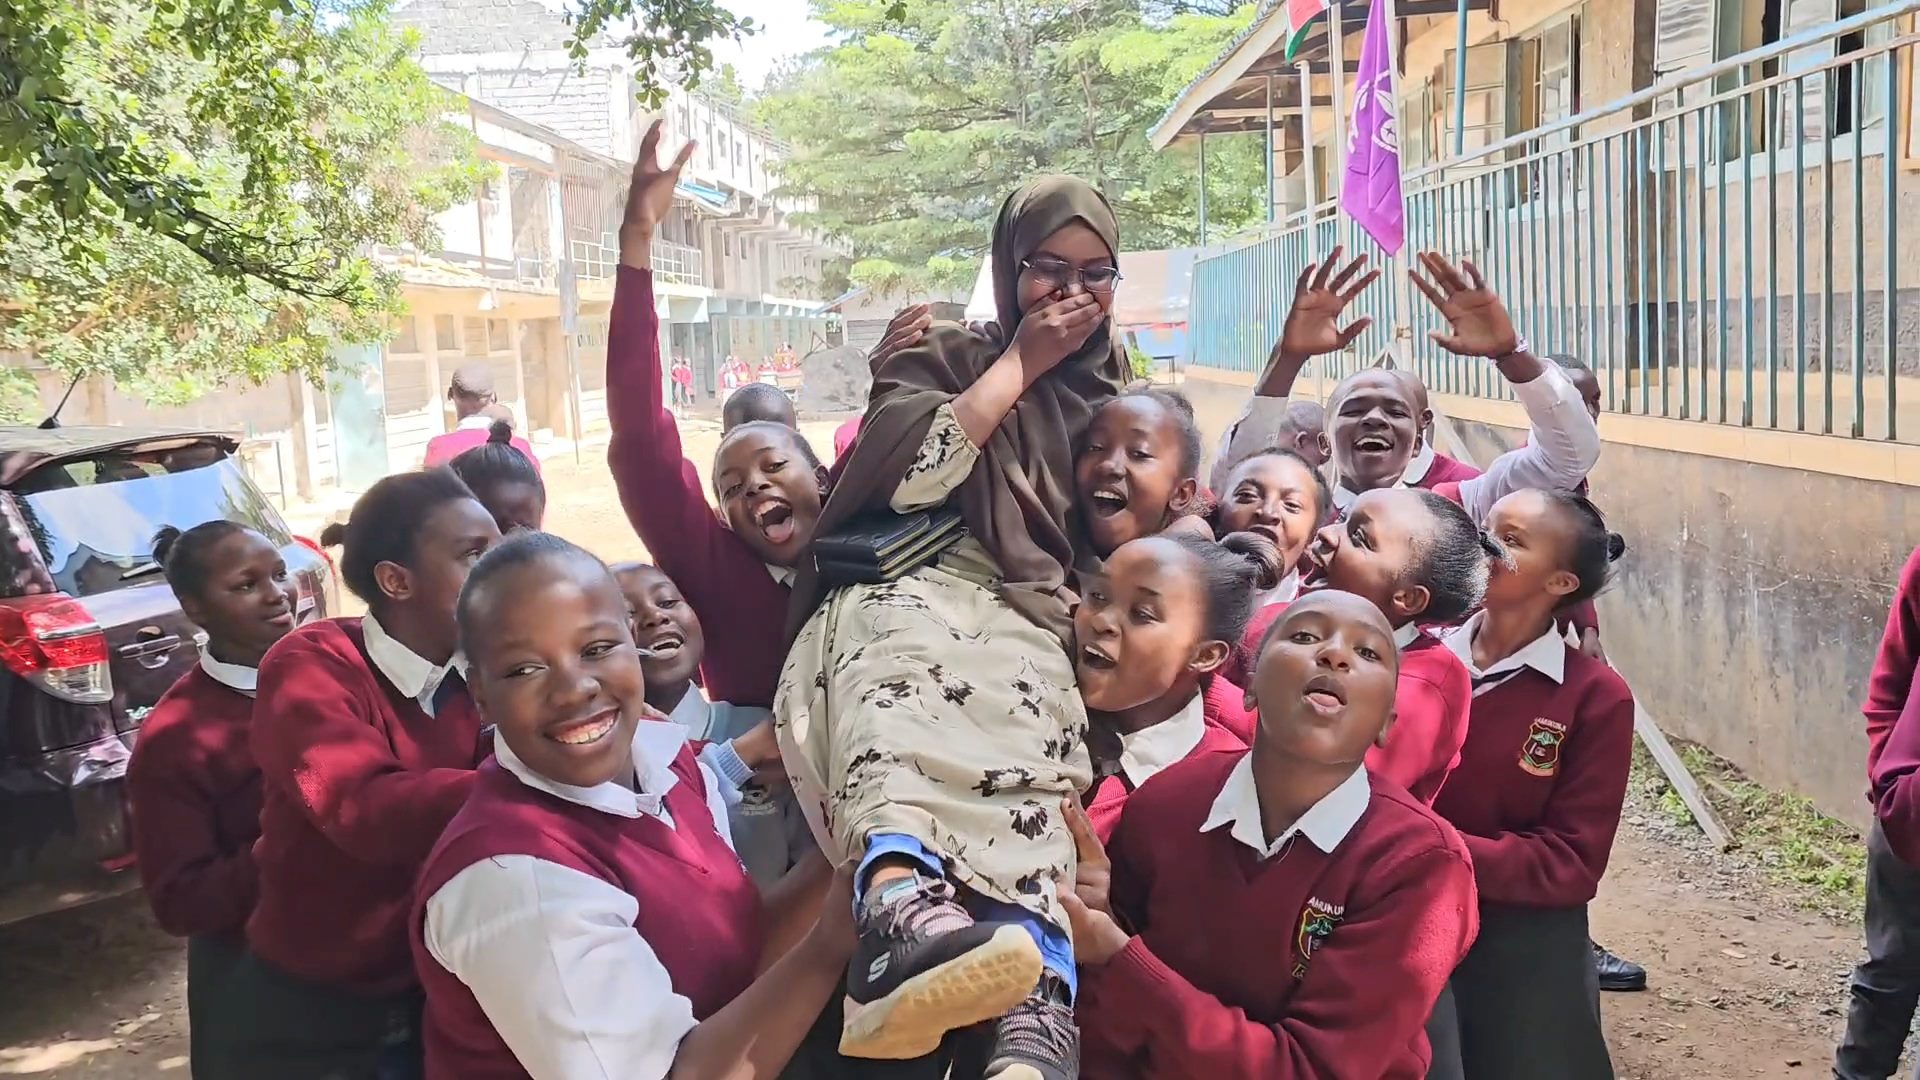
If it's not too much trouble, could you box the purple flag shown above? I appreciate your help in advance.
[1340,0,1404,254]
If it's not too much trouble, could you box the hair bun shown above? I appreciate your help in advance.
[1218,530,1286,592]
[1605,531,1627,562]
[318,522,347,548]
[487,419,514,444]
[150,525,183,567]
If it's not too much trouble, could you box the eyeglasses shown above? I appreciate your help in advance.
[1021,257,1123,293]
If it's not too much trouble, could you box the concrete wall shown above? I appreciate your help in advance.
[1443,414,1909,828]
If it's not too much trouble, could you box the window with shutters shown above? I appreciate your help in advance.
[488,319,510,352]
[1702,0,1890,154]
[1438,42,1510,155]
[463,317,488,357]
[434,314,458,351]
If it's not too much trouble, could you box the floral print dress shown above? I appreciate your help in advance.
[774,403,1092,933]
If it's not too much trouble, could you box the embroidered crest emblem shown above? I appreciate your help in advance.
[1292,897,1345,978]
[1519,718,1568,777]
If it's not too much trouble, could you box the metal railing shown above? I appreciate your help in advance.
[569,234,706,287]
[1187,0,1920,441]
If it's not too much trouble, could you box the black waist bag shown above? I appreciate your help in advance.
[812,508,966,586]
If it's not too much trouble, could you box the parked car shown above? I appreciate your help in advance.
[0,427,333,925]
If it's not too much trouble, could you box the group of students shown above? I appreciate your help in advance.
[123,120,1641,1080]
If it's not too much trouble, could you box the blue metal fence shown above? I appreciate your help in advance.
[1186,0,1920,441]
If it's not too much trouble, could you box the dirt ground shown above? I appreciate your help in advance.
[0,420,1882,1078]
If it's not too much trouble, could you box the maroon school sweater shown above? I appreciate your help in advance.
[127,665,262,939]
[1414,451,1483,489]
[1086,692,1246,844]
[1870,682,1920,863]
[1080,752,1478,1078]
[1232,604,1468,803]
[1864,546,1920,783]
[606,266,789,707]
[247,619,484,994]
[1430,646,1635,907]
[413,750,762,1079]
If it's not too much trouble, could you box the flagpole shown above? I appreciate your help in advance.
[1377,0,1418,373]
[1298,57,1323,400]
[1326,1,1350,251]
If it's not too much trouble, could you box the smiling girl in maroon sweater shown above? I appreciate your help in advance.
[1212,447,1330,611]
[412,532,848,1080]
[224,470,500,1077]
[1065,590,1477,1079]
[1075,533,1284,842]
[1430,489,1634,1080]
[128,522,300,1068]
[606,123,827,708]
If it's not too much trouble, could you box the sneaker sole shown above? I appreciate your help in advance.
[838,925,1043,1060]
[983,1067,1047,1080]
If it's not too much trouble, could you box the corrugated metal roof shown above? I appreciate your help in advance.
[1148,1,1284,143]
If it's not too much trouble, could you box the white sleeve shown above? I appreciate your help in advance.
[698,760,737,852]
[1455,366,1601,523]
[423,856,695,1080]
[1207,396,1296,494]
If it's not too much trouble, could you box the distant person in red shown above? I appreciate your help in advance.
[670,356,695,411]
[221,470,500,1076]
[1067,590,1478,1078]
[128,521,300,1071]
[422,364,540,475]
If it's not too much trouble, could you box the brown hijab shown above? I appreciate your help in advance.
[789,175,1129,647]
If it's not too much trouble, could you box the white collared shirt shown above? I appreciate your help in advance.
[422,719,737,1080]
[198,647,258,697]
[1442,610,1567,694]
[1392,620,1421,652]
[361,613,463,717]
[1253,569,1302,611]
[1201,754,1371,860]
[1118,693,1208,789]
[456,414,494,432]
[765,563,796,587]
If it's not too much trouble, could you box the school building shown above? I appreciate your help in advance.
[1159,0,1920,823]
[15,0,842,503]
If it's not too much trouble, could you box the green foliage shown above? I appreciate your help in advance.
[1126,341,1155,381]
[0,0,490,400]
[754,0,1267,274]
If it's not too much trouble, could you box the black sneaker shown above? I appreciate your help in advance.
[839,875,1043,1060]
[1592,940,1647,992]
[983,975,1078,1080]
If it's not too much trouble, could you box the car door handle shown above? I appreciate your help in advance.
[117,635,182,659]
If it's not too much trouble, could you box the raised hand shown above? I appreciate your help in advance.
[1278,246,1381,360]
[619,120,695,268]
[1409,251,1521,358]
[869,304,931,373]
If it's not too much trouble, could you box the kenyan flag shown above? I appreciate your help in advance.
[1284,0,1331,60]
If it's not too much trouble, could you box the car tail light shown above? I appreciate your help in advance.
[0,595,113,704]
[294,534,335,572]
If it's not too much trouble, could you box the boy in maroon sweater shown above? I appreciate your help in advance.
[607,123,827,708]
[1839,543,1920,1079]
[226,470,500,1076]
[1065,590,1478,1079]
[128,522,300,1069]
[1431,488,1634,1080]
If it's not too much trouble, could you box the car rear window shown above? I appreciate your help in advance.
[6,451,292,598]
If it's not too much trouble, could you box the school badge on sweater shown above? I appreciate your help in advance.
[1293,897,1345,978]
[1519,718,1568,777]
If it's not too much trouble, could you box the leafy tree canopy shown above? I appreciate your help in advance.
[752,0,1267,293]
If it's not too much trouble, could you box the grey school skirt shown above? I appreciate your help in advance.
[1433,903,1614,1080]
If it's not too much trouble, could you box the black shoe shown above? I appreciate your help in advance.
[840,875,1043,1060]
[983,975,1078,1080]
[1592,940,1647,992]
